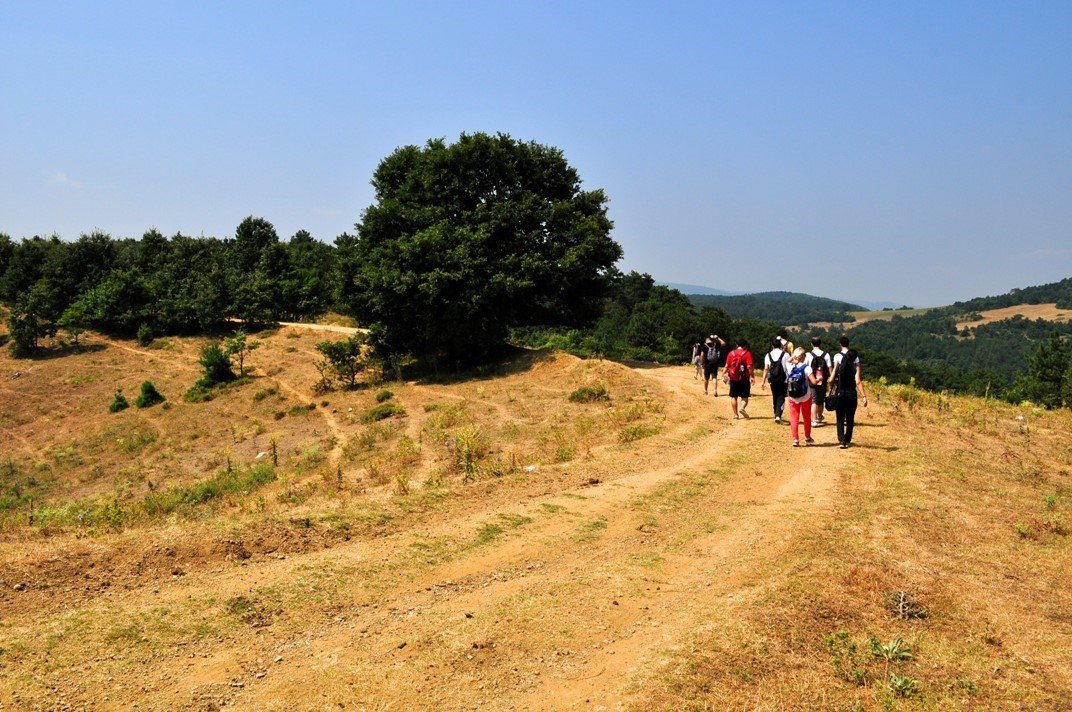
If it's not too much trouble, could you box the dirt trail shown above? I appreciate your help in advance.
[156,367,851,710]
[0,361,867,711]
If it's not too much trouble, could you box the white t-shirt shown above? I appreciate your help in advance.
[786,361,813,404]
[806,348,831,394]
[763,348,786,373]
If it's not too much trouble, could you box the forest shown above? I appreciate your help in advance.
[3,226,1072,408]
[687,291,863,326]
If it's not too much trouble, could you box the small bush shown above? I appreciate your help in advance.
[134,381,165,408]
[362,403,405,423]
[108,389,130,413]
[252,386,279,402]
[184,386,213,403]
[136,323,155,347]
[568,382,610,403]
[198,342,236,387]
[376,389,394,403]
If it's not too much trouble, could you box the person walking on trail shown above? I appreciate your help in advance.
[785,347,820,447]
[723,338,754,419]
[760,337,789,423]
[701,334,726,396]
[831,336,868,449]
[805,337,832,427]
[690,339,703,380]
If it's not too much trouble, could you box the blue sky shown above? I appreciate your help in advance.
[2,2,1070,306]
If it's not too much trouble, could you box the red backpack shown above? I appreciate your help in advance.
[726,348,749,381]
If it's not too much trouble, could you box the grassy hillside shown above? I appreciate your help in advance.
[689,291,865,326]
[1,328,1070,709]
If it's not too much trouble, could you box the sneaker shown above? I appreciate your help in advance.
[817,415,826,423]
[774,416,781,424]
[805,437,815,445]
[839,442,848,449]
[792,440,799,447]
[740,408,749,419]
[733,414,740,420]
[810,419,819,427]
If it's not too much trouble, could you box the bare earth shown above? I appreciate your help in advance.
[1,327,1070,710]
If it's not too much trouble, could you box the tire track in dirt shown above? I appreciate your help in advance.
[155,368,846,710]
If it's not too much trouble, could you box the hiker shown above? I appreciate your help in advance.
[701,334,726,396]
[690,339,703,379]
[723,338,754,418]
[831,336,869,449]
[760,337,789,423]
[785,347,820,447]
[805,337,832,427]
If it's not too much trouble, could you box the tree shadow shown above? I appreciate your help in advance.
[24,343,107,361]
[409,347,562,385]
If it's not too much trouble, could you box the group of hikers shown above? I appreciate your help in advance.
[691,333,868,448]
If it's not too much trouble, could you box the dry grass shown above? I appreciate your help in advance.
[954,302,1072,330]
[0,327,1070,710]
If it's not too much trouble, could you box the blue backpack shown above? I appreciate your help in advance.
[787,364,809,398]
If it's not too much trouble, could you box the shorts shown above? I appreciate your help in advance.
[704,362,718,379]
[728,380,750,399]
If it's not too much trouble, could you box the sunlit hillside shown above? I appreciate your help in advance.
[1,326,1070,710]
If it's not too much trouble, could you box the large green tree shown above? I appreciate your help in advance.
[338,132,622,365]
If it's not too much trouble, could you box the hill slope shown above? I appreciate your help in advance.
[689,290,865,326]
[1,332,1070,710]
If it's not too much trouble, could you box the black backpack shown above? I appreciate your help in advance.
[810,350,829,381]
[836,350,858,392]
[767,350,786,384]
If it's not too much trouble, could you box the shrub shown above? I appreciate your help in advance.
[136,323,155,347]
[568,382,610,403]
[184,386,213,403]
[362,402,405,423]
[134,380,165,408]
[197,342,236,388]
[108,389,130,413]
[375,389,394,403]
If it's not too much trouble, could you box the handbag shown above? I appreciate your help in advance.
[824,392,840,411]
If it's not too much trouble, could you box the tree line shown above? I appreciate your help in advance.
[2,131,1070,410]
[0,218,337,355]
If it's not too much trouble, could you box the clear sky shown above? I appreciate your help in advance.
[2,2,1070,306]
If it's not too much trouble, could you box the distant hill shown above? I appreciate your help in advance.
[835,276,1072,380]
[943,276,1072,314]
[657,282,740,296]
[687,291,865,327]
[847,299,905,311]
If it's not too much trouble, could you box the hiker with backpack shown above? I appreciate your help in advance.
[805,337,832,427]
[831,336,869,449]
[691,338,703,380]
[760,337,789,423]
[785,346,821,446]
[701,334,725,396]
[722,338,754,419]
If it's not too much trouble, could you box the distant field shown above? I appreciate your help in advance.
[955,302,1072,330]
[807,307,931,330]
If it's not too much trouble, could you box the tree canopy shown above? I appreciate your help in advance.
[336,132,623,365]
